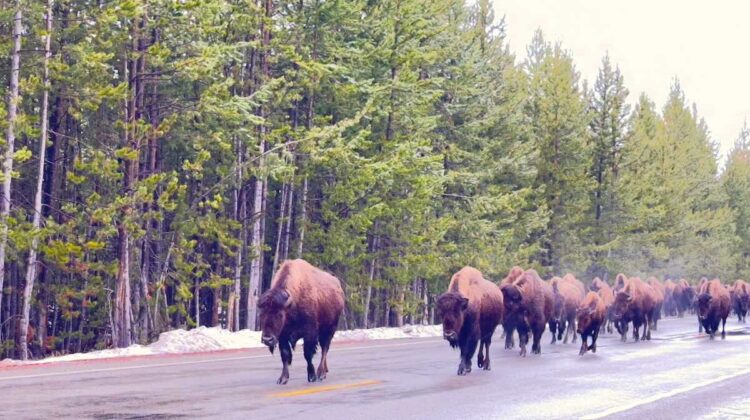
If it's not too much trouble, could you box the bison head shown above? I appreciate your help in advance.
[612,291,632,320]
[697,293,713,321]
[500,284,524,317]
[436,292,469,347]
[257,288,291,353]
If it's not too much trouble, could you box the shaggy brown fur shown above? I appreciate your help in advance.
[576,292,606,356]
[437,267,504,375]
[549,275,585,345]
[258,259,345,385]
[590,277,615,333]
[500,266,524,350]
[612,276,657,342]
[663,279,677,317]
[501,269,553,357]
[647,277,665,330]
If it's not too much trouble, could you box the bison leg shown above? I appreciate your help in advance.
[477,342,485,369]
[567,316,577,344]
[578,334,588,356]
[303,337,318,383]
[632,322,640,342]
[277,340,292,385]
[557,320,565,342]
[590,328,600,353]
[316,328,335,381]
[548,320,557,344]
[458,338,478,375]
[504,325,515,349]
[484,339,492,370]
[531,326,543,355]
[518,330,529,357]
[721,317,727,340]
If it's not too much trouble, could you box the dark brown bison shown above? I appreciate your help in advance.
[696,279,731,340]
[549,275,584,344]
[673,279,695,317]
[612,276,657,342]
[500,266,524,350]
[437,267,503,375]
[258,259,345,384]
[647,277,665,330]
[730,280,750,323]
[590,277,615,333]
[663,279,677,317]
[576,292,606,356]
[501,269,553,357]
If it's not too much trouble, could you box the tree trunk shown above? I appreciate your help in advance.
[363,228,379,329]
[19,0,53,361]
[0,5,23,343]
[247,162,266,330]
[296,176,308,258]
[271,183,289,275]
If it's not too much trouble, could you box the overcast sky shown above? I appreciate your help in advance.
[494,0,750,162]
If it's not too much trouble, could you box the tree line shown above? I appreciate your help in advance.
[1,0,748,360]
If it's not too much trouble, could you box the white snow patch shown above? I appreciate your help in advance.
[0,324,442,366]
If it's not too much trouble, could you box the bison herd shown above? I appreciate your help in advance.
[256,259,748,383]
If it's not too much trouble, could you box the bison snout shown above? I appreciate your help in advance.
[261,335,277,347]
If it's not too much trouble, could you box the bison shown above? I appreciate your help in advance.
[612,276,657,342]
[258,259,345,385]
[663,279,677,317]
[500,266,524,350]
[673,279,695,317]
[730,280,750,323]
[501,269,553,357]
[590,277,615,333]
[576,292,606,356]
[437,267,504,375]
[696,279,730,340]
[647,277,665,330]
[549,275,584,344]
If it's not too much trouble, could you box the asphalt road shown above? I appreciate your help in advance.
[2,316,750,419]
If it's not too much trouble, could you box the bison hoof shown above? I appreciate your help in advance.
[483,363,491,371]
[590,344,597,353]
[519,348,527,357]
[457,364,467,376]
[579,347,586,356]
[277,375,289,385]
[477,356,484,369]
[307,373,318,383]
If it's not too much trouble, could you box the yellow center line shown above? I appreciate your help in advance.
[269,380,383,398]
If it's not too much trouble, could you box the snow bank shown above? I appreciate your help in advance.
[0,324,442,366]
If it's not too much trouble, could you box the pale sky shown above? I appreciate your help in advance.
[494,0,750,163]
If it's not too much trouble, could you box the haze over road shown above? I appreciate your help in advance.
[2,317,749,419]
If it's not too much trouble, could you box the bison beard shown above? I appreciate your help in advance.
[257,259,345,385]
[437,267,503,375]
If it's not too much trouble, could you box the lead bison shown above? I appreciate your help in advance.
[697,279,730,340]
[576,291,606,356]
[258,259,345,384]
[437,267,504,375]
[730,280,750,323]
[612,276,657,342]
[501,269,553,357]
[549,275,584,344]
